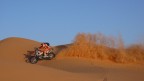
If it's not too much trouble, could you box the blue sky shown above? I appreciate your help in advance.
[0,0,144,45]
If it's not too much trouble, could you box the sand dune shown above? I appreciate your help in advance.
[0,37,40,61]
[0,37,144,81]
[52,44,70,54]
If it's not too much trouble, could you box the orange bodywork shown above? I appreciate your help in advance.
[38,45,51,52]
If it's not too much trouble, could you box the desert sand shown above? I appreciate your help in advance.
[0,37,144,81]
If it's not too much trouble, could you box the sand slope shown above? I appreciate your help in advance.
[0,37,40,61]
[0,37,105,81]
[0,37,144,81]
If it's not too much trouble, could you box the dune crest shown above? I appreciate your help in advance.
[0,37,40,61]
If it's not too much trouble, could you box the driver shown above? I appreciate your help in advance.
[38,43,51,57]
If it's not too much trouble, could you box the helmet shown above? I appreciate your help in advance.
[44,42,50,46]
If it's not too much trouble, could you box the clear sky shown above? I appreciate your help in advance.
[0,0,144,45]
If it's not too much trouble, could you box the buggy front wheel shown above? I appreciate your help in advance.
[30,56,38,64]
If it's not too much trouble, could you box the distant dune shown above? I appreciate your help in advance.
[0,37,144,81]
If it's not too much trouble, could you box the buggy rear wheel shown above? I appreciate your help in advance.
[47,53,55,60]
